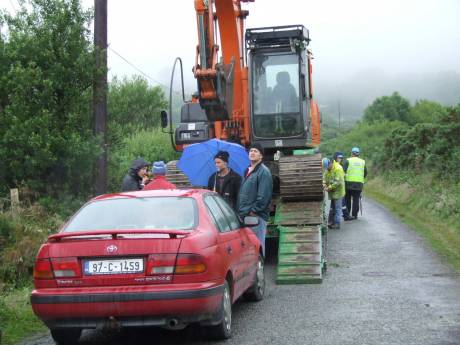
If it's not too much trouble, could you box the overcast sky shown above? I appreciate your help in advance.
[2,0,460,95]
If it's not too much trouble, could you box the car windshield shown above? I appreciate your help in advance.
[63,197,198,232]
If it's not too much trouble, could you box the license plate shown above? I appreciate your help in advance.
[84,258,144,275]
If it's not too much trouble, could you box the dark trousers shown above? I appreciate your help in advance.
[327,198,342,226]
[342,198,350,219]
[345,189,361,217]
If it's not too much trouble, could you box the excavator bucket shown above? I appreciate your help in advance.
[198,62,234,121]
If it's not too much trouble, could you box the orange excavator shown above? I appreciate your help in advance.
[161,0,326,283]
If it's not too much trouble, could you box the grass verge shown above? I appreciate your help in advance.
[0,286,46,345]
[365,175,460,272]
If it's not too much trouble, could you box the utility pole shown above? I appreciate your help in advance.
[93,0,107,195]
[337,100,341,128]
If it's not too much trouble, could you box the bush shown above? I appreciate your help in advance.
[0,206,64,288]
[108,76,168,147]
[410,100,448,124]
[384,105,460,179]
[320,119,404,171]
[363,92,411,123]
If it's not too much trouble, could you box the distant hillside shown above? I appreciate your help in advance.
[316,70,460,122]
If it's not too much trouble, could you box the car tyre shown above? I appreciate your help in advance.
[207,280,232,340]
[244,254,265,301]
[50,328,82,345]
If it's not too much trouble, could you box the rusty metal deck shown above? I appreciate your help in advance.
[279,154,324,201]
[166,160,192,188]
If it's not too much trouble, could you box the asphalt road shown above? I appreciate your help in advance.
[23,198,460,345]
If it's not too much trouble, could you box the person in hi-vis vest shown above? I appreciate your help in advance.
[343,147,367,220]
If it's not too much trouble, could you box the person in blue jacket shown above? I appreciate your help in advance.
[237,143,273,256]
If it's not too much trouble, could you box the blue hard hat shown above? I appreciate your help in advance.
[334,151,344,159]
[153,161,167,175]
[322,158,330,169]
[351,147,360,154]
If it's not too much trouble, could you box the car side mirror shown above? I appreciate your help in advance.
[243,216,259,227]
[160,110,168,129]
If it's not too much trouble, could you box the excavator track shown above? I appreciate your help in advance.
[276,153,326,284]
[166,160,192,188]
[278,153,323,201]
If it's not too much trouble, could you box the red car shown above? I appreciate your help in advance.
[31,189,265,344]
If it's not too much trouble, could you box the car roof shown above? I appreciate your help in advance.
[92,188,211,202]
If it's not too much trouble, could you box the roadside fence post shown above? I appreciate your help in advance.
[10,188,20,215]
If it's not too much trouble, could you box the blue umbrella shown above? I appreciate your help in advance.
[177,139,250,186]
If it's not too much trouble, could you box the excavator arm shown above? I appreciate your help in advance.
[193,0,253,145]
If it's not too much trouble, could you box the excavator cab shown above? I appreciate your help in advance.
[246,25,312,152]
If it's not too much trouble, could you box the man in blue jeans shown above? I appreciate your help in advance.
[237,143,273,256]
[333,151,351,220]
[323,157,345,229]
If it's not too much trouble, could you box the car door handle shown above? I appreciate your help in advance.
[226,246,233,254]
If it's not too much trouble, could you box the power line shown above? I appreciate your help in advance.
[108,45,185,97]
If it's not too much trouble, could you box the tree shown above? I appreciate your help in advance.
[410,99,447,124]
[363,92,411,123]
[108,128,179,191]
[107,75,168,147]
[0,0,98,196]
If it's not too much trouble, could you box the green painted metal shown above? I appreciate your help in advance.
[278,253,321,265]
[275,201,323,226]
[275,200,326,284]
[293,149,317,156]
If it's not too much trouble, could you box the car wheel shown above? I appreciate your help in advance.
[244,254,265,301]
[207,280,232,340]
[50,328,82,345]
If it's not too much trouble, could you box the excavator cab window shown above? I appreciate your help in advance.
[251,53,303,138]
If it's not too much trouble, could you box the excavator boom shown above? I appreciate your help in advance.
[193,0,252,144]
[163,0,326,284]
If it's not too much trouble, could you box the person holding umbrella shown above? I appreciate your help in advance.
[207,151,242,209]
[237,143,273,256]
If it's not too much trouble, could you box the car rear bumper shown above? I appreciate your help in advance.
[31,281,224,328]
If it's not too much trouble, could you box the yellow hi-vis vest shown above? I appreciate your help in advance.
[345,157,365,183]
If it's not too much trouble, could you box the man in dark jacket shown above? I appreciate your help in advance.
[237,143,273,256]
[343,147,367,220]
[121,158,150,192]
[207,151,242,209]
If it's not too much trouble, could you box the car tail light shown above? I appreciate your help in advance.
[146,254,176,275]
[175,254,206,274]
[33,258,54,279]
[51,257,82,278]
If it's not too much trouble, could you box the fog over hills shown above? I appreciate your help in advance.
[316,69,460,122]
